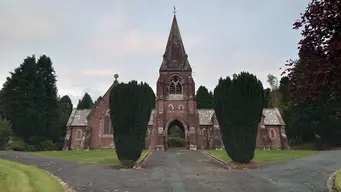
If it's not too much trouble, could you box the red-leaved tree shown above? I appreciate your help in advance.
[284,0,341,102]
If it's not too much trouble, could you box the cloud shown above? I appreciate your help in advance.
[81,70,115,76]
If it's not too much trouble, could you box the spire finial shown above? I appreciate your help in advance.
[173,5,176,15]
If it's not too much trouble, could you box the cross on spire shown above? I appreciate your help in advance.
[173,6,176,15]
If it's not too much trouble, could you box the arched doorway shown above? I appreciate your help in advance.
[165,119,187,150]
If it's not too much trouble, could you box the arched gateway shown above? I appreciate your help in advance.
[164,117,187,149]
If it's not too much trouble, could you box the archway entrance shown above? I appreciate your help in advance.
[165,119,186,150]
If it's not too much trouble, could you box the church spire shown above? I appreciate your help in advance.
[159,10,192,72]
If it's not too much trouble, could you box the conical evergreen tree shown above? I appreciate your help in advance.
[77,93,94,109]
[214,73,264,163]
[109,81,155,167]
[196,86,214,109]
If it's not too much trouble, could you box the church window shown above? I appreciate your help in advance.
[104,115,113,135]
[169,76,182,94]
[76,129,82,139]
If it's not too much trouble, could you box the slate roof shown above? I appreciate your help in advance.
[66,108,91,127]
[262,108,285,125]
[197,109,215,125]
[68,108,285,127]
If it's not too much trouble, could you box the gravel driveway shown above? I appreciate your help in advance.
[1,149,340,192]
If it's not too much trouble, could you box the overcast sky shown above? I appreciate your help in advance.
[0,0,309,105]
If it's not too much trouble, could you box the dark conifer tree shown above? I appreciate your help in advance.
[59,95,73,139]
[109,81,155,167]
[77,93,94,109]
[214,73,264,163]
[196,86,214,109]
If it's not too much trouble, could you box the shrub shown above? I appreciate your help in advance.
[0,118,12,150]
[8,139,27,151]
[214,72,264,163]
[110,81,155,167]
[168,137,185,147]
[26,145,37,152]
[39,140,56,151]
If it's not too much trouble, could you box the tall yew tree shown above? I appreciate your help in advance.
[109,81,155,167]
[214,73,264,163]
[196,86,214,109]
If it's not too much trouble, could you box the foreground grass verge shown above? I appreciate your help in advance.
[205,149,319,163]
[336,170,341,191]
[33,149,148,167]
[0,158,66,192]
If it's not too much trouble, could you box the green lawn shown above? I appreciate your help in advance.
[336,170,341,191]
[205,149,319,163]
[0,158,66,192]
[33,149,148,167]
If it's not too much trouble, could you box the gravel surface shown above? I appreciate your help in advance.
[1,149,340,192]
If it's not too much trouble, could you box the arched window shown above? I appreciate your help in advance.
[103,115,113,135]
[76,129,82,139]
[169,76,182,94]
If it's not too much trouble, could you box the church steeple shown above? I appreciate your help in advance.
[159,13,192,72]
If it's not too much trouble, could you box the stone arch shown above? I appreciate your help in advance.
[178,104,185,111]
[76,129,82,139]
[164,116,188,149]
[168,104,174,110]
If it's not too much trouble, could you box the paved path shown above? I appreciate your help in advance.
[0,150,341,192]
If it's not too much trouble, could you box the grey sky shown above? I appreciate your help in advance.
[0,0,309,105]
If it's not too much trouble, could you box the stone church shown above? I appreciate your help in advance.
[64,15,289,151]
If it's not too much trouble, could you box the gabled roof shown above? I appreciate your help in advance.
[67,108,91,127]
[197,109,215,125]
[262,108,285,126]
[159,15,192,72]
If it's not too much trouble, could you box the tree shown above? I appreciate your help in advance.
[0,55,61,145]
[196,86,214,109]
[284,0,341,103]
[36,55,61,142]
[0,117,12,150]
[213,77,232,156]
[94,96,102,106]
[77,93,94,109]
[263,88,271,108]
[214,73,264,163]
[59,95,73,139]
[267,74,282,110]
[109,81,155,167]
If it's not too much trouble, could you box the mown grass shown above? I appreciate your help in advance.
[33,149,148,167]
[206,149,319,163]
[336,170,341,191]
[0,158,66,192]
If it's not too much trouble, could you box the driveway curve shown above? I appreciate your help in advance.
[0,149,340,192]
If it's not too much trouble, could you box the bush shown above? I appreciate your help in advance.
[214,72,264,163]
[38,140,56,151]
[168,137,185,147]
[8,140,27,151]
[0,118,12,150]
[110,81,155,167]
[26,145,37,152]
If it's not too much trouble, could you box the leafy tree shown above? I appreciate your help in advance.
[77,93,94,109]
[0,117,12,150]
[59,95,73,139]
[284,0,341,103]
[214,73,264,163]
[267,74,282,111]
[196,86,214,109]
[109,81,155,167]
